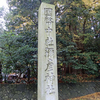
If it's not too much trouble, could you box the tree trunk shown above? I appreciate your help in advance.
[80,19,86,52]
[4,74,6,83]
[68,63,71,74]
[62,63,67,76]
[27,68,30,83]
[83,19,86,34]
[74,25,77,35]
[0,63,2,83]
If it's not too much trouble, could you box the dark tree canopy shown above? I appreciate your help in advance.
[0,0,100,82]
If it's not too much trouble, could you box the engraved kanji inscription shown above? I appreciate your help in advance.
[44,72,55,82]
[44,7,56,96]
[45,58,53,71]
[44,8,52,16]
[44,8,53,24]
[45,16,53,24]
[45,27,52,34]
[45,47,54,57]
[45,37,54,46]
[45,85,55,94]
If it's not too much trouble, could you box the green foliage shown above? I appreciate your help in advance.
[2,0,39,73]
[0,31,37,73]
[56,0,100,76]
[0,0,100,78]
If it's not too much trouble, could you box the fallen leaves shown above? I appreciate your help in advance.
[68,92,100,100]
[58,74,98,83]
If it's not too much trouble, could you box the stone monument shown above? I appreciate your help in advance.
[38,2,58,100]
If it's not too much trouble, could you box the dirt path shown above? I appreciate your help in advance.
[67,92,100,100]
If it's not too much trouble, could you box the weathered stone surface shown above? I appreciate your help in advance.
[0,84,37,100]
[38,2,58,100]
[0,82,100,100]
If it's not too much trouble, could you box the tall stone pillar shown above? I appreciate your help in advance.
[38,2,58,100]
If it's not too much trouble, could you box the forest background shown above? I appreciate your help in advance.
[0,0,100,83]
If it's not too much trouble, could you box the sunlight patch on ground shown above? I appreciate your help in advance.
[68,92,100,100]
